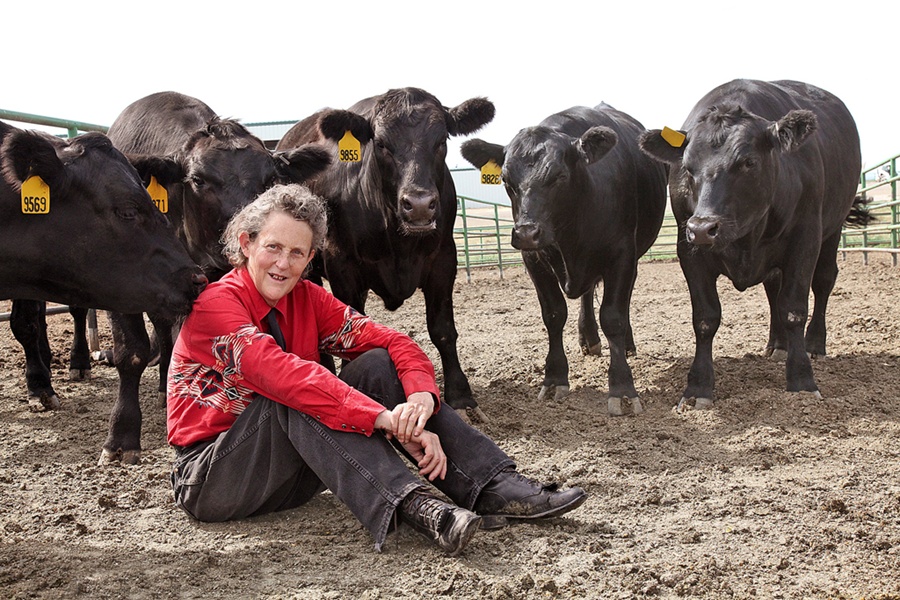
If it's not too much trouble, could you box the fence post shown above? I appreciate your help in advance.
[458,199,472,283]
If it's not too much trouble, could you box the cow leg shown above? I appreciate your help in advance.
[148,314,177,407]
[524,252,570,402]
[599,261,642,416]
[577,290,602,356]
[421,246,476,410]
[776,265,819,396]
[763,272,787,361]
[100,312,151,465]
[9,300,60,410]
[680,257,721,410]
[805,232,841,357]
[68,306,92,381]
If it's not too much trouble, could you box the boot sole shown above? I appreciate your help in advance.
[479,490,588,530]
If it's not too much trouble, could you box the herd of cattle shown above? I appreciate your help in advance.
[0,79,869,464]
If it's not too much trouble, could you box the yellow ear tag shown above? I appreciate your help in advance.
[661,126,686,148]
[21,175,50,214]
[480,159,502,185]
[338,131,361,163]
[147,175,168,213]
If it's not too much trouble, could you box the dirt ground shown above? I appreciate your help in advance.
[0,253,898,599]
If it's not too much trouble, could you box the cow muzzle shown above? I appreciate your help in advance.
[686,216,720,246]
[400,190,438,232]
[511,221,546,250]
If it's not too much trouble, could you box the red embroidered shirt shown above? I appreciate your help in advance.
[167,267,440,447]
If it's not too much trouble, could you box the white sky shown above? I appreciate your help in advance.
[3,1,896,170]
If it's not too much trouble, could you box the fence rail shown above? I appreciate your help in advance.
[455,155,900,277]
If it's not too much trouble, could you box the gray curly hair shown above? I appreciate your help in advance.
[221,183,328,268]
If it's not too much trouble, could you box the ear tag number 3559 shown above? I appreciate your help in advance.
[21,175,50,214]
[338,131,361,163]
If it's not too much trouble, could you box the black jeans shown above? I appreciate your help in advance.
[170,349,513,549]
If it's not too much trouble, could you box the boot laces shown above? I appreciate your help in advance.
[403,492,449,535]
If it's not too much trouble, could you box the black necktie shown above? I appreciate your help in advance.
[265,309,286,351]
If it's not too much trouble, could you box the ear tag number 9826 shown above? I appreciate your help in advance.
[147,176,168,213]
[21,175,50,214]
[480,160,502,185]
[338,131,361,163]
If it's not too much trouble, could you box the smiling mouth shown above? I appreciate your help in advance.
[269,273,288,282]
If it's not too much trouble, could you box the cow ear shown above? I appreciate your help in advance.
[1,130,66,191]
[460,139,505,169]
[319,110,373,145]
[274,144,331,183]
[127,154,184,187]
[447,97,495,136]
[577,126,617,164]
[639,129,687,165]
[769,109,817,153]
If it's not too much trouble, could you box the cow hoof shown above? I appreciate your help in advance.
[69,368,92,381]
[675,397,715,412]
[158,391,167,408]
[608,396,643,416]
[581,342,603,356]
[33,393,61,411]
[92,349,114,365]
[466,406,490,423]
[631,397,644,415]
[98,448,142,465]
[768,349,788,362]
[695,397,714,409]
[538,385,570,402]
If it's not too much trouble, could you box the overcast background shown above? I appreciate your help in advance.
[2,1,896,170]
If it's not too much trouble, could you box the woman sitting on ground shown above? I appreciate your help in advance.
[166,183,586,555]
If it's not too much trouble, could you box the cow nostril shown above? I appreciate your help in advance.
[708,225,718,238]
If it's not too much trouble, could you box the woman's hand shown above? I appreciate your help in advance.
[390,391,435,444]
[400,430,447,481]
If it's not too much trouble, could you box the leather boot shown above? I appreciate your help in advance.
[474,467,587,530]
[399,487,481,556]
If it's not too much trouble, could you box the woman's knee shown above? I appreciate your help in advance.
[339,349,405,405]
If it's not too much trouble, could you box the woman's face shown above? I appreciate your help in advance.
[239,210,315,306]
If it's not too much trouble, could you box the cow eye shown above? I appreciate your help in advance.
[188,175,205,188]
[115,206,139,221]
[739,157,757,171]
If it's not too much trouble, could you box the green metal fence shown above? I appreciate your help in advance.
[840,154,900,266]
[455,157,900,277]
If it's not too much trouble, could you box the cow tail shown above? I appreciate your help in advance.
[844,194,874,228]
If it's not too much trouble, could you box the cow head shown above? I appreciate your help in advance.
[168,118,329,278]
[0,130,205,314]
[640,105,817,247]
[462,126,617,250]
[319,88,495,235]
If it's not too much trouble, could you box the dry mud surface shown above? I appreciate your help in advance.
[1,255,898,599]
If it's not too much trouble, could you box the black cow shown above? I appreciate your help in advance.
[275,87,495,412]
[639,79,865,409]
[1,122,203,311]
[461,104,667,415]
[87,92,329,463]
[1,123,207,409]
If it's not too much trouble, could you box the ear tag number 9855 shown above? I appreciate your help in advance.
[338,131,361,163]
[21,175,50,214]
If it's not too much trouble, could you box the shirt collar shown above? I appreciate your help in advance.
[235,266,291,321]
